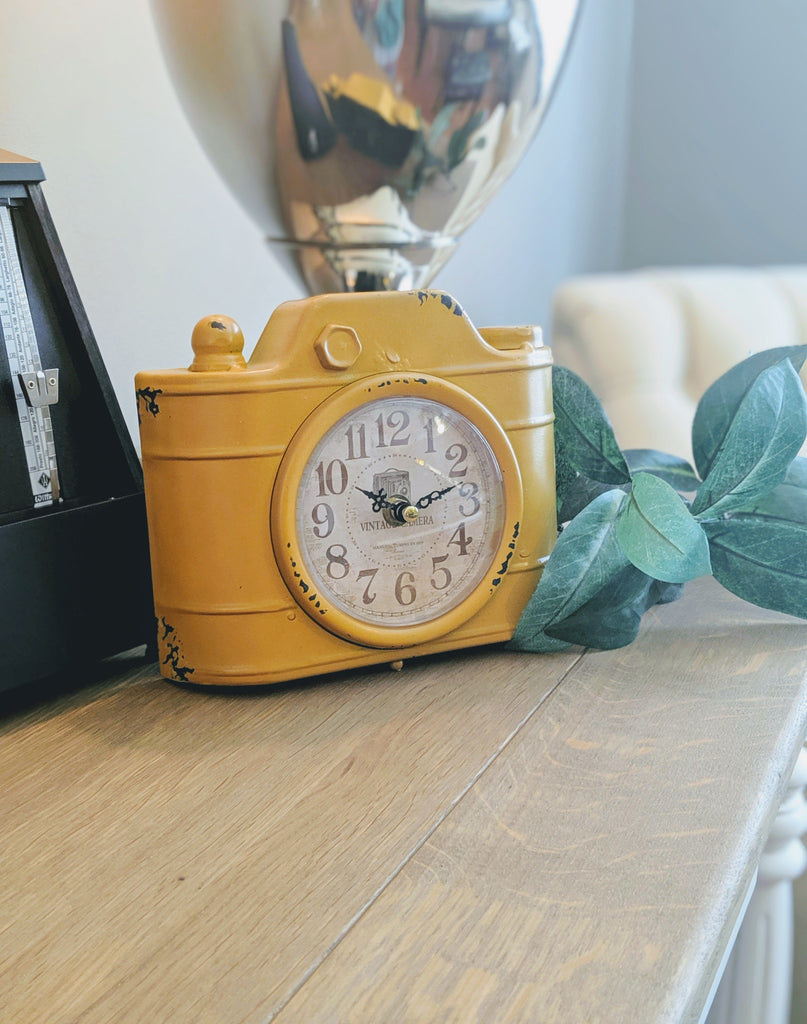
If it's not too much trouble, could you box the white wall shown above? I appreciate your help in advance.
[623,0,807,269]
[1,0,632,445]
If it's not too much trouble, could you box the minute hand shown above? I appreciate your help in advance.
[415,486,455,510]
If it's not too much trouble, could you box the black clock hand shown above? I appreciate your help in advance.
[415,485,456,510]
[356,484,453,521]
[355,486,394,513]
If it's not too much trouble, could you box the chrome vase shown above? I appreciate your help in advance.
[151,0,581,293]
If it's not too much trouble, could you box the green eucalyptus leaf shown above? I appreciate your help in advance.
[616,473,712,583]
[508,489,629,652]
[553,429,579,518]
[545,566,686,650]
[691,359,807,517]
[729,457,807,524]
[507,621,571,654]
[544,563,651,649]
[552,365,631,485]
[557,473,625,524]
[786,455,807,487]
[704,515,807,619]
[692,344,807,479]
[624,449,701,493]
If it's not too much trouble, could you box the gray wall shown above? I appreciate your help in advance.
[623,0,807,269]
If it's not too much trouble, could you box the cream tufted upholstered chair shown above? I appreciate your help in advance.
[551,267,807,463]
[550,266,807,1024]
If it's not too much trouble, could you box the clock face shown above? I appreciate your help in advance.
[273,377,522,647]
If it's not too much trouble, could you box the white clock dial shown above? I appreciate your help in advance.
[294,394,507,628]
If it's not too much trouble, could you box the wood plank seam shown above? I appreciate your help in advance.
[264,651,587,1022]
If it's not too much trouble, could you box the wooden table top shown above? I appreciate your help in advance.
[2,578,806,1024]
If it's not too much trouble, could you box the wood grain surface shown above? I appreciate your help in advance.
[1,578,806,1024]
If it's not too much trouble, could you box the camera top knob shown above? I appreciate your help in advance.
[190,316,247,372]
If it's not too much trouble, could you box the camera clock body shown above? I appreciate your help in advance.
[135,290,555,686]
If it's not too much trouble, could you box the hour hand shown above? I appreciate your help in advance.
[355,486,393,512]
[415,485,455,510]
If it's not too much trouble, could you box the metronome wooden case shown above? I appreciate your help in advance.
[0,150,152,694]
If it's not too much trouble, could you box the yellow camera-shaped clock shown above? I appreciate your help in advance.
[136,291,555,686]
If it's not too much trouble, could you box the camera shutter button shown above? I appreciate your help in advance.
[190,316,247,372]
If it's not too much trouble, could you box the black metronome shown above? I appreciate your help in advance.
[0,150,152,694]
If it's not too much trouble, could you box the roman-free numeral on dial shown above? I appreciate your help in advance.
[315,459,348,495]
[447,523,473,556]
[375,410,410,448]
[446,443,468,477]
[311,502,334,538]
[344,423,368,461]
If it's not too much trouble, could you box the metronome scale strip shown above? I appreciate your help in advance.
[0,203,60,508]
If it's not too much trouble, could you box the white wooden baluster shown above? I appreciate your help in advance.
[706,747,807,1024]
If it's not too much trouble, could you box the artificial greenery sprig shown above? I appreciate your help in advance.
[509,345,807,653]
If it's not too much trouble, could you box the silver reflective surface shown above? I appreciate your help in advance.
[151,0,580,293]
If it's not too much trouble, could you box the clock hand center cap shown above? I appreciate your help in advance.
[383,494,420,526]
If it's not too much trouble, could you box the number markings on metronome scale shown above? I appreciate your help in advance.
[0,203,60,508]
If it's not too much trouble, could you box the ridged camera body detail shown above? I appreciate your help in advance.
[136,291,556,685]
